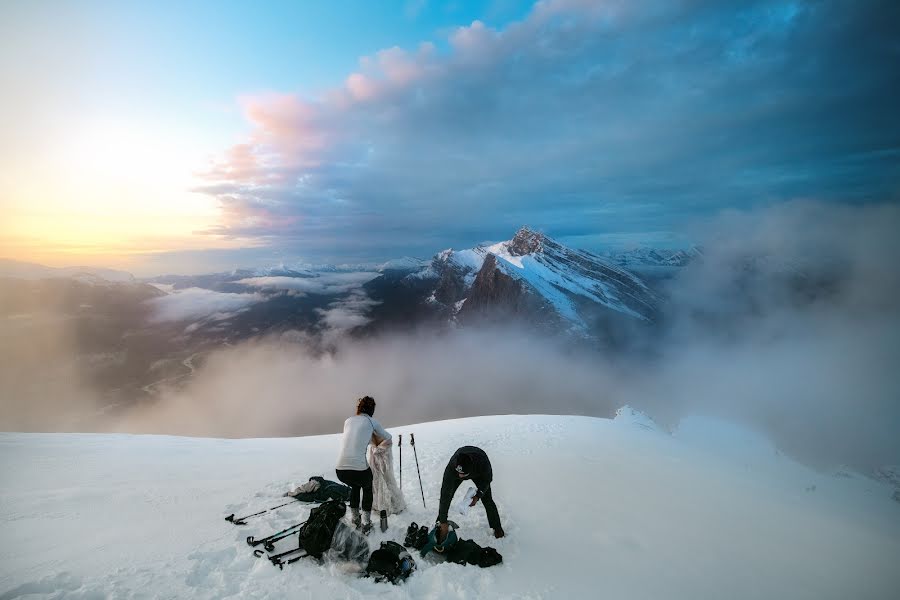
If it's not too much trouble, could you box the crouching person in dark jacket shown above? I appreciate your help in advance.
[436,446,504,540]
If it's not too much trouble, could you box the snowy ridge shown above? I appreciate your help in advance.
[461,229,661,326]
[377,257,429,272]
[1,414,898,599]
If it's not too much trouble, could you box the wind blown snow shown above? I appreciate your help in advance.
[1,414,898,599]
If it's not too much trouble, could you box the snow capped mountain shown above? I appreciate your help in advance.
[377,257,430,273]
[422,227,662,335]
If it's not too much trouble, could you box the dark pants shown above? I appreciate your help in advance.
[335,468,373,511]
[438,471,502,530]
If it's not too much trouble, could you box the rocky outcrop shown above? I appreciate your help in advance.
[508,227,544,256]
[459,254,525,315]
[432,253,470,306]
[457,254,563,331]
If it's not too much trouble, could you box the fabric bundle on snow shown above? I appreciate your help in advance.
[287,476,351,503]
[368,439,406,515]
[326,520,370,565]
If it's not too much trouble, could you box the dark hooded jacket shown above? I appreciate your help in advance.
[437,446,493,523]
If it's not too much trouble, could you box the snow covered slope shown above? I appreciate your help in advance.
[2,414,898,599]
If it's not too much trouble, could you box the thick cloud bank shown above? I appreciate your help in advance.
[105,202,900,472]
[2,202,898,474]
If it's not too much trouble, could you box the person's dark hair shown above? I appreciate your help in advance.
[356,396,376,417]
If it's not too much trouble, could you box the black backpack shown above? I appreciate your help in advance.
[298,499,346,558]
[445,538,503,568]
[478,547,503,568]
[365,540,416,584]
[446,539,483,566]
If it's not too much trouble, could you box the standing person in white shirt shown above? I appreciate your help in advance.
[335,396,391,534]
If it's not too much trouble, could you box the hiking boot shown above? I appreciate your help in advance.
[361,521,374,535]
[404,522,419,547]
[361,510,373,535]
[350,508,361,529]
[493,527,505,539]
[380,510,389,533]
[414,525,429,549]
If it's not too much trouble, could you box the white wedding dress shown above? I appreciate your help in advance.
[368,437,406,515]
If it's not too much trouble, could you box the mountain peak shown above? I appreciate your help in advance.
[509,226,545,256]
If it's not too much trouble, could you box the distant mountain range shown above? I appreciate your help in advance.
[0,258,137,283]
[1,230,701,411]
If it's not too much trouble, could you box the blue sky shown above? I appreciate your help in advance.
[1,0,898,274]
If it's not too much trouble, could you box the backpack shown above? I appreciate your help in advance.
[446,539,483,565]
[478,547,503,568]
[298,499,346,558]
[365,540,416,583]
[445,539,503,568]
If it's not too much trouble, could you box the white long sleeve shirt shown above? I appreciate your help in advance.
[336,414,392,471]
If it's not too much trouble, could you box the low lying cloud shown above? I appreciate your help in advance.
[2,202,898,476]
[112,328,612,440]
[115,201,900,473]
[316,291,382,347]
[147,287,266,322]
[236,272,378,295]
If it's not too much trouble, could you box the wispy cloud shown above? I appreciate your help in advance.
[317,290,382,347]
[147,287,266,322]
[236,272,379,295]
[196,0,900,260]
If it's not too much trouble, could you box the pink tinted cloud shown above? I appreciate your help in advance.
[346,43,437,102]
[231,93,332,178]
[345,72,379,102]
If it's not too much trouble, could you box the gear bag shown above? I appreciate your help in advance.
[297,499,346,558]
[478,546,503,568]
[365,540,416,583]
[445,538,503,568]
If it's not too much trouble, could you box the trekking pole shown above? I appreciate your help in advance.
[410,433,426,509]
[246,520,305,548]
[226,499,298,525]
[399,434,403,490]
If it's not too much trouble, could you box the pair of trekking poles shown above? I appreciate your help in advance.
[399,433,426,509]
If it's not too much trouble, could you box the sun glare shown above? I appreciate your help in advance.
[2,118,228,267]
